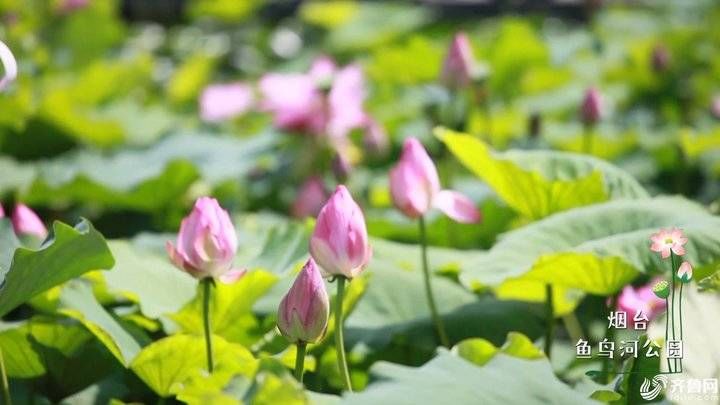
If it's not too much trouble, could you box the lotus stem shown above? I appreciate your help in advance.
[665,297,672,373]
[202,278,214,373]
[0,347,10,405]
[294,342,307,383]
[334,277,353,392]
[670,253,677,372]
[419,216,450,348]
[679,283,684,373]
[544,284,554,359]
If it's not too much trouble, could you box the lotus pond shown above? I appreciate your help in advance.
[0,1,719,404]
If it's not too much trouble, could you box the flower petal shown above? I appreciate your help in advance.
[218,268,247,284]
[432,190,481,223]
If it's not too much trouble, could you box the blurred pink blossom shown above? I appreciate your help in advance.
[11,204,48,239]
[440,32,477,89]
[166,197,245,283]
[389,138,480,223]
[581,87,603,125]
[59,0,90,13]
[650,227,687,259]
[291,177,328,219]
[616,279,667,327]
[199,82,254,122]
[309,185,371,279]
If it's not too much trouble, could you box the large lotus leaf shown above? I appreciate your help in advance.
[58,280,144,366]
[436,128,648,219]
[342,351,595,405]
[130,334,258,398]
[101,240,197,319]
[0,219,115,317]
[20,131,278,212]
[458,197,720,299]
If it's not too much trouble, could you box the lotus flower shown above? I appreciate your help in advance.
[199,82,254,122]
[259,56,368,140]
[617,280,667,327]
[291,177,328,219]
[652,280,670,299]
[580,87,603,125]
[440,32,477,89]
[650,228,687,259]
[389,137,481,223]
[277,258,330,344]
[309,185,371,279]
[166,197,245,283]
[677,261,693,283]
[0,203,4,218]
[11,204,48,239]
[59,0,89,13]
[0,40,17,91]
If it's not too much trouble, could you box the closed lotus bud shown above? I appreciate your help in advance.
[581,87,603,125]
[309,185,371,279]
[652,280,670,299]
[389,138,441,218]
[277,258,330,344]
[166,197,245,283]
[677,261,693,284]
[651,44,670,73]
[0,40,17,91]
[440,32,477,89]
[12,204,48,239]
[291,177,328,219]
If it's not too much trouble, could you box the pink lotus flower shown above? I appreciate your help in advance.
[259,57,368,140]
[199,82,254,122]
[440,32,477,89]
[277,258,330,344]
[0,203,4,217]
[389,137,481,223]
[0,40,17,91]
[617,279,667,327]
[650,227,687,259]
[291,177,329,219]
[309,185,371,279]
[11,204,48,239]
[580,87,603,125]
[677,261,693,283]
[166,197,245,283]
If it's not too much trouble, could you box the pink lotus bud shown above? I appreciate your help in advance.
[291,177,328,219]
[166,197,245,283]
[309,185,371,279]
[389,138,480,223]
[580,87,603,125]
[277,258,330,344]
[59,0,89,13]
[11,204,48,239]
[199,82,254,123]
[0,40,17,91]
[440,32,480,89]
[616,278,667,327]
[651,44,670,73]
[0,203,4,217]
[677,261,693,284]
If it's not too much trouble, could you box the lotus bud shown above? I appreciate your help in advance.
[166,197,245,283]
[580,87,603,125]
[0,203,4,217]
[309,185,371,279]
[440,32,477,89]
[11,204,48,239]
[677,261,693,284]
[651,44,670,73]
[277,258,330,344]
[712,96,720,119]
[652,280,670,299]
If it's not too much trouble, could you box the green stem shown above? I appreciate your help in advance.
[0,348,10,405]
[665,297,672,373]
[334,277,353,392]
[670,253,677,373]
[582,126,593,155]
[679,283,684,373]
[202,278,214,373]
[294,342,307,384]
[419,216,450,348]
[544,284,554,359]
[562,313,583,344]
